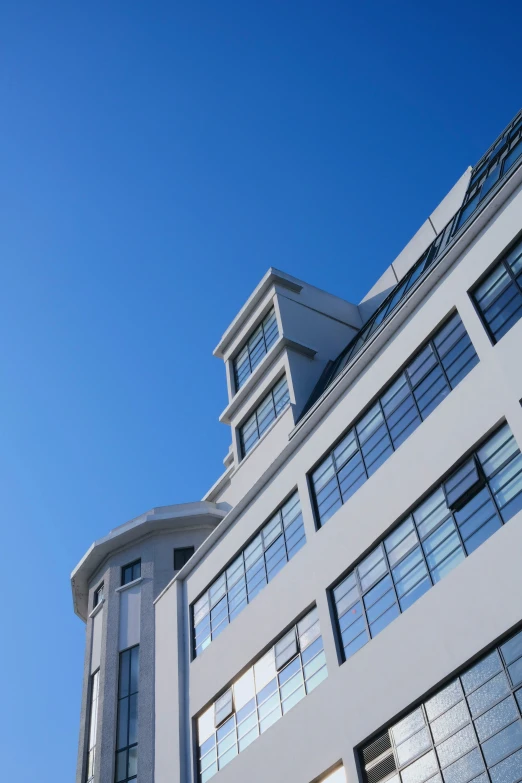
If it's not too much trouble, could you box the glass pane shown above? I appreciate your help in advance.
[482,720,522,766]
[430,700,470,744]
[436,724,476,768]
[475,698,519,742]
[488,747,522,783]
[462,651,503,694]
[392,708,426,745]
[402,750,439,783]
[501,632,522,666]
[467,672,510,717]
[397,728,432,766]
[441,748,484,783]
[426,680,465,722]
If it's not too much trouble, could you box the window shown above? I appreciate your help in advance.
[93,584,104,609]
[85,670,100,783]
[311,313,479,526]
[239,375,291,457]
[197,607,327,782]
[121,560,141,586]
[174,546,195,571]
[193,493,306,657]
[472,235,522,342]
[233,308,279,391]
[332,423,522,663]
[360,626,522,783]
[115,646,139,783]
[300,110,522,420]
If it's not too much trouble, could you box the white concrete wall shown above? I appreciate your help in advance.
[155,179,522,783]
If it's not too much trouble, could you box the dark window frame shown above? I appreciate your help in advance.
[470,230,522,345]
[232,307,280,392]
[121,560,141,587]
[238,373,291,458]
[93,584,104,609]
[115,644,139,783]
[174,547,195,571]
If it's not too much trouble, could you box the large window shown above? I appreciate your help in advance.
[233,308,279,391]
[472,235,522,343]
[193,493,306,657]
[85,670,100,783]
[239,375,290,457]
[332,423,522,664]
[361,626,522,783]
[197,607,327,782]
[115,646,139,783]
[311,313,478,527]
[174,546,195,571]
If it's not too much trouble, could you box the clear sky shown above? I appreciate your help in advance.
[1,1,521,779]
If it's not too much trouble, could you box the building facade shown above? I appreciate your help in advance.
[72,110,522,783]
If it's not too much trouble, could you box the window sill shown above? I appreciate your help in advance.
[116,576,144,594]
[88,598,105,619]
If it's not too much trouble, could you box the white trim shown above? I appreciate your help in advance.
[88,598,105,619]
[116,576,144,594]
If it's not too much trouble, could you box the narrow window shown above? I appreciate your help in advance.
[85,670,100,783]
[232,308,279,391]
[239,375,290,458]
[121,560,141,587]
[115,646,139,783]
[472,235,522,343]
[174,547,195,571]
[93,584,104,609]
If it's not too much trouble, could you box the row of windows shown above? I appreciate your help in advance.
[361,625,522,783]
[195,422,522,781]
[193,493,305,657]
[239,374,290,457]
[332,423,522,663]
[301,110,522,418]
[233,308,279,391]
[311,313,478,526]
[197,606,327,782]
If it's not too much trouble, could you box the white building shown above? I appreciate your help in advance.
[72,110,522,783]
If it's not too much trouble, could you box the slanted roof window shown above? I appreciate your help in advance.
[232,308,279,391]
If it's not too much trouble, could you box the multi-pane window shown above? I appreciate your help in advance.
[239,376,291,457]
[300,111,522,419]
[233,308,279,391]
[85,670,100,783]
[115,646,139,783]
[332,423,522,663]
[361,626,522,783]
[174,546,195,571]
[193,493,306,657]
[93,584,104,609]
[121,560,141,586]
[472,235,522,342]
[197,607,327,782]
[311,313,478,526]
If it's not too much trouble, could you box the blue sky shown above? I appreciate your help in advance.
[1,1,521,779]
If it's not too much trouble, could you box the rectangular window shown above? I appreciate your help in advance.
[115,646,139,783]
[85,670,100,783]
[174,546,195,571]
[239,375,290,458]
[197,607,327,782]
[311,313,479,526]
[472,235,522,342]
[332,423,522,663]
[193,492,306,657]
[360,625,522,783]
[121,560,141,586]
[93,584,104,609]
[233,308,279,391]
